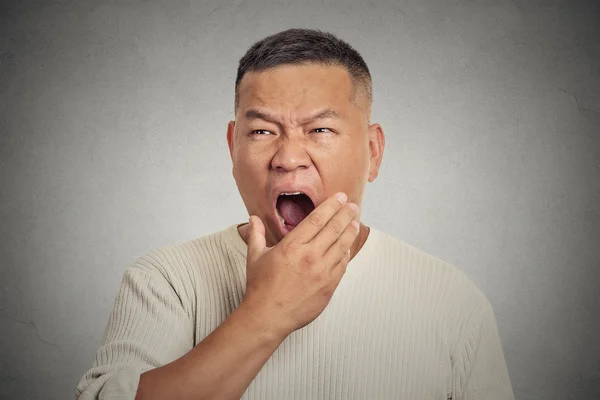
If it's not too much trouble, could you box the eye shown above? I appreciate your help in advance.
[313,128,332,133]
[251,129,272,135]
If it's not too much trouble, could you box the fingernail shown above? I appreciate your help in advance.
[336,192,348,203]
[348,203,360,213]
[351,220,359,230]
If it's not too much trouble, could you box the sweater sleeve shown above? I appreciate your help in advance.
[452,303,515,400]
[75,259,195,400]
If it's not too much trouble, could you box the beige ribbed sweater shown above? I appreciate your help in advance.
[76,224,514,400]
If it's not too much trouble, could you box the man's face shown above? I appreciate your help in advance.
[227,64,384,247]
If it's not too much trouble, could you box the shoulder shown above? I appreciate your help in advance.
[126,225,244,292]
[371,228,496,356]
[369,227,492,315]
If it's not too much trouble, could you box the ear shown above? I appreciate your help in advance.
[367,123,385,182]
[226,120,235,160]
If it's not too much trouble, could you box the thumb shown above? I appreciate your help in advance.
[247,215,266,263]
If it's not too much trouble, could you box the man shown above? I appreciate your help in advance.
[76,29,514,399]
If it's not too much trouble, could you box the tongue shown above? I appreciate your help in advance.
[278,197,309,226]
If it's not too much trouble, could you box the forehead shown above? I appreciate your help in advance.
[237,64,356,116]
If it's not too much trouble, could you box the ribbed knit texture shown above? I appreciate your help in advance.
[76,224,514,400]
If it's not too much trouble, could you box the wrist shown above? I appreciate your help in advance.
[234,298,292,346]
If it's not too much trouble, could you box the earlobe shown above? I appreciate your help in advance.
[368,165,379,182]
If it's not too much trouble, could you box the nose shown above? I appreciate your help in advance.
[271,136,312,172]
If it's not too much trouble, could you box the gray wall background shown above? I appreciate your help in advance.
[1,0,599,399]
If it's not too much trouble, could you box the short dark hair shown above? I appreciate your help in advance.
[234,28,372,113]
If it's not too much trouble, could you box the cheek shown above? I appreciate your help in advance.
[233,148,268,183]
[330,141,369,169]
[318,144,369,186]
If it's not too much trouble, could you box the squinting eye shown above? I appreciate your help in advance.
[251,130,272,135]
[313,128,331,133]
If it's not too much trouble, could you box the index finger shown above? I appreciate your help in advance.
[284,192,348,245]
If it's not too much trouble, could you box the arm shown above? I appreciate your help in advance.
[75,261,196,400]
[134,302,286,400]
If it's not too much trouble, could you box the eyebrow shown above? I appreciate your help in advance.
[244,108,341,127]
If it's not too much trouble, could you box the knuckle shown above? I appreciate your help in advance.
[280,239,297,254]
[338,240,350,253]
[310,271,326,285]
[308,213,325,228]
[327,220,343,235]
[301,251,317,267]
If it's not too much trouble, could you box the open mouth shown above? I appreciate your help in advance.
[275,192,316,232]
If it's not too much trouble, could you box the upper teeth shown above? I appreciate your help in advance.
[280,192,303,195]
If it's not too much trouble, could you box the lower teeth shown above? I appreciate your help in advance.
[276,210,285,226]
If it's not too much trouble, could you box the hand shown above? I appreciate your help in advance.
[241,192,360,338]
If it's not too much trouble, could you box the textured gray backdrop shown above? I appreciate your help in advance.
[1,0,599,399]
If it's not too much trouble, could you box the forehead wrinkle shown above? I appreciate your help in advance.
[245,107,343,130]
[298,108,342,125]
[243,109,285,131]
[288,86,310,126]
